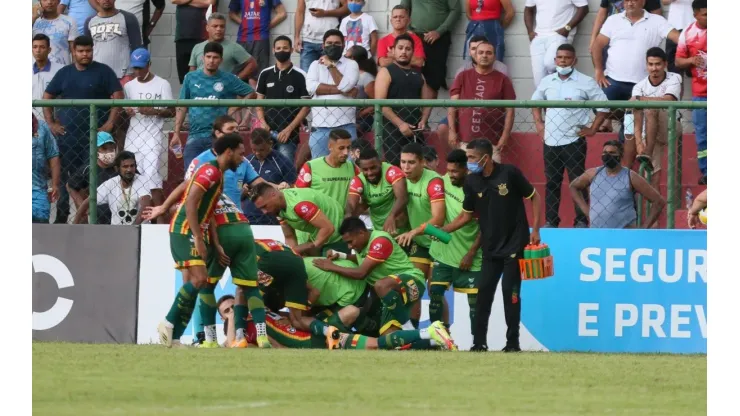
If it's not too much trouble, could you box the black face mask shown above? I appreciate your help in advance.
[274,51,291,63]
[602,153,620,169]
[324,44,343,61]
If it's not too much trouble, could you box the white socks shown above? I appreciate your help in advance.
[255,322,267,337]
[235,328,246,341]
[419,327,430,340]
[205,325,217,342]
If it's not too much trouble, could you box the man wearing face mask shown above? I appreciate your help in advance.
[531,43,609,229]
[66,132,120,224]
[570,140,665,229]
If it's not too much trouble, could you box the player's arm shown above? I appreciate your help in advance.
[294,211,336,255]
[280,221,299,249]
[442,180,476,234]
[460,231,481,271]
[346,176,364,217]
[306,282,321,306]
[315,236,392,280]
[385,167,408,233]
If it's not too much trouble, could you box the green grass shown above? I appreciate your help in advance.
[33,343,706,416]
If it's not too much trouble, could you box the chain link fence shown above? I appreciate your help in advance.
[32,99,706,228]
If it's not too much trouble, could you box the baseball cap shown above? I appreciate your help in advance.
[130,48,151,68]
[97,131,115,147]
[423,146,438,162]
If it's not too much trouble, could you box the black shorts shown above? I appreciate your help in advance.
[420,32,451,91]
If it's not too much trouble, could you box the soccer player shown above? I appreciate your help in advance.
[250,185,348,256]
[428,150,482,334]
[156,134,246,348]
[295,128,359,203]
[346,147,409,235]
[312,217,456,350]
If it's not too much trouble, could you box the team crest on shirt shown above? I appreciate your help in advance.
[257,270,274,286]
[213,82,224,92]
[478,192,483,198]
[286,85,294,93]
[300,205,309,213]
[434,184,442,192]
[498,183,508,196]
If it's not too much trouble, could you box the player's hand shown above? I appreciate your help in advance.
[459,253,474,271]
[49,122,66,137]
[325,249,340,260]
[395,230,418,247]
[398,122,414,138]
[216,245,230,267]
[277,127,292,143]
[383,216,397,236]
[194,236,208,262]
[142,205,166,220]
[49,186,59,203]
[529,229,541,245]
[312,257,333,271]
[277,181,290,190]
[423,31,441,44]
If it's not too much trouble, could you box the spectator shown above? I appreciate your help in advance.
[349,137,373,161]
[524,0,589,87]
[339,0,378,58]
[109,1,166,47]
[73,151,152,225]
[189,12,257,81]
[59,0,96,36]
[123,48,174,221]
[675,0,707,184]
[376,5,425,68]
[43,35,123,224]
[590,0,663,56]
[305,29,360,159]
[33,0,79,66]
[423,145,438,171]
[531,43,609,229]
[570,140,665,229]
[663,0,695,76]
[454,34,509,78]
[84,0,142,81]
[229,0,287,85]
[400,0,461,99]
[32,114,61,224]
[173,42,254,169]
[173,0,212,84]
[345,45,377,136]
[66,132,121,225]
[591,0,679,147]
[463,0,514,63]
[448,41,515,158]
[32,34,64,122]
[255,36,310,164]
[295,0,349,72]
[632,47,683,189]
[374,34,431,166]
[243,129,298,225]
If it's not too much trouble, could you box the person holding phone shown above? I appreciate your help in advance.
[295,0,349,72]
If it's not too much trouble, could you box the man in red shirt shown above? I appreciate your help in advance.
[376,5,425,68]
[447,41,515,160]
[675,0,707,183]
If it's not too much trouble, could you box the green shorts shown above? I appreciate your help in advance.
[431,261,480,294]
[258,250,309,311]
[207,223,258,286]
[379,274,426,334]
[169,232,213,269]
[406,243,432,266]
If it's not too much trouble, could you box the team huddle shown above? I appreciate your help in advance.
[145,124,498,351]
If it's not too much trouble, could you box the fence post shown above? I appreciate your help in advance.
[373,103,383,155]
[88,104,98,225]
[666,105,677,229]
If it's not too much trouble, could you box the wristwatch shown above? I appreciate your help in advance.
[564,24,572,32]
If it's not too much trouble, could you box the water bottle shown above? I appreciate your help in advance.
[171,143,183,159]
[685,188,694,210]
[623,110,635,136]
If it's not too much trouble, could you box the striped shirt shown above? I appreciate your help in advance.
[230,0,281,42]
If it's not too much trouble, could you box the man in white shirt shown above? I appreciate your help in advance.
[524,0,588,87]
[123,48,174,218]
[33,0,79,66]
[32,34,64,122]
[295,0,349,72]
[631,47,683,189]
[306,29,360,159]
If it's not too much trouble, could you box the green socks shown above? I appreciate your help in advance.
[429,285,447,325]
[468,294,477,337]
[377,330,423,349]
[166,282,199,340]
[245,287,266,325]
[381,290,405,323]
[310,320,329,337]
[199,286,217,342]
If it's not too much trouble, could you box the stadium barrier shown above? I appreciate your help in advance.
[32,224,707,353]
[32,99,707,228]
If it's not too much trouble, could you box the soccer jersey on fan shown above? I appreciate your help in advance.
[230,0,280,42]
[170,160,223,235]
[349,162,405,231]
[278,188,344,244]
[356,230,424,286]
[187,149,260,207]
[429,175,482,271]
[295,157,359,203]
[405,169,445,248]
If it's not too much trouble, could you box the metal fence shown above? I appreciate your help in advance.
[32,99,707,228]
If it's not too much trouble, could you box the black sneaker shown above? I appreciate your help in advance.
[192,331,205,346]
[470,344,488,352]
[502,345,522,353]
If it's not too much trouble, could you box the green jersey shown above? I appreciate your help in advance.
[304,258,367,307]
[405,168,445,248]
[279,188,344,245]
[169,160,223,236]
[357,230,425,286]
[296,157,359,203]
[429,175,482,271]
[349,162,406,231]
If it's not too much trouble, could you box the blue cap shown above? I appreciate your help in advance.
[97,131,115,147]
[130,48,151,68]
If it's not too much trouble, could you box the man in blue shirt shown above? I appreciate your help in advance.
[43,35,123,223]
[243,128,296,225]
[530,43,609,228]
[32,114,60,224]
[173,41,255,170]
[59,0,97,36]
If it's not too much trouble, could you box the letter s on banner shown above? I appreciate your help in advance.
[32,254,74,330]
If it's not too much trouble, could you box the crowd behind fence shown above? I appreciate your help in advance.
[32,99,707,229]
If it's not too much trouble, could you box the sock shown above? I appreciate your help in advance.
[245,287,266,338]
[401,339,437,350]
[381,291,405,323]
[326,313,351,333]
[192,297,204,336]
[234,304,248,341]
[429,285,446,325]
[309,320,329,337]
[198,287,217,342]
[166,282,199,340]
[468,294,477,338]
[376,330,423,350]
[341,334,369,350]
[418,327,430,340]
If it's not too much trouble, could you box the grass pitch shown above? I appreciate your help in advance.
[33,343,706,416]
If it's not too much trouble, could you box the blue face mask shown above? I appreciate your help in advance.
[467,155,487,174]
[348,3,363,13]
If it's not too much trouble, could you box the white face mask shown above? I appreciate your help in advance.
[98,151,116,165]
[556,66,573,76]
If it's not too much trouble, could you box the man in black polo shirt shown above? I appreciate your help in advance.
[441,139,542,352]
[256,35,310,164]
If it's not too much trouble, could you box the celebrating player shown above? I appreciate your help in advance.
[295,128,359,203]
[156,134,245,348]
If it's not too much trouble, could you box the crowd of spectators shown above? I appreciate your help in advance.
[32,0,707,229]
